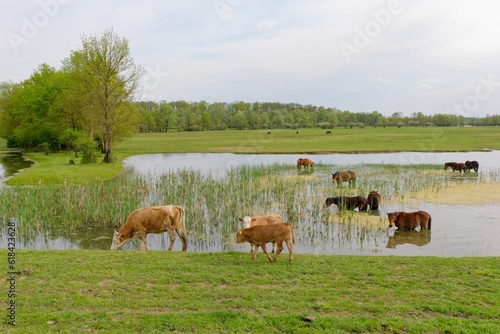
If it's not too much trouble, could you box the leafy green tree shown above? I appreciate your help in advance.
[68,29,143,162]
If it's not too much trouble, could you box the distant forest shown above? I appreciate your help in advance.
[136,100,500,132]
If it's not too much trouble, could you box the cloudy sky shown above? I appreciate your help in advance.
[1,0,499,117]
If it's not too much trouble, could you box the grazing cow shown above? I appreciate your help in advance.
[326,131,332,134]
[110,205,188,251]
[267,131,272,135]
[297,158,314,170]
[331,171,356,186]
[387,211,431,231]
[451,163,466,173]
[444,162,457,170]
[366,191,381,210]
[465,160,479,172]
[324,195,367,211]
[238,215,282,253]
[236,223,295,262]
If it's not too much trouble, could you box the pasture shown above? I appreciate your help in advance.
[3,251,499,333]
[1,128,500,333]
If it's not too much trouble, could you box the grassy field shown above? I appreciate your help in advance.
[2,128,500,333]
[4,127,500,185]
[2,251,499,333]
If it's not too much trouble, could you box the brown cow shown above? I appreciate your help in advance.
[366,191,381,210]
[331,171,356,185]
[444,162,457,170]
[110,205,188,251]
[238,215,282,253]
[236,223,295,262]
[297,158,314,170]
[387,211,431,231]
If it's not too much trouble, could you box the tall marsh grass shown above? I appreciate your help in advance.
[1,162,496,251]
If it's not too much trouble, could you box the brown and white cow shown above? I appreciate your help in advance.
[238,214,282,253]
[110,205,188,251]
[236,222,295,262]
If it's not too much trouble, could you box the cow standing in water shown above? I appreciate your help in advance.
[110,205,188,251]
[331,171,356,186]
[366,191,381,210]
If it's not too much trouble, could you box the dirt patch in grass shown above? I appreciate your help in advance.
[408,181,500,205]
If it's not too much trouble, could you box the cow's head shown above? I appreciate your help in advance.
[110,230,128,250]
[236,230,246,243]
[332,172,339,182]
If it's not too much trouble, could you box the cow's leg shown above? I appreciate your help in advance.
[251,244,260,259]
[285,239,293,262]
[167,229,176,251]
[135,230,147,251]
[260,244,273,262]
[271,242,276,253]
[273,242,284,262]
[175,227,188,251]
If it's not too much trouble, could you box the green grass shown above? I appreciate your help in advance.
[2,250,498,333]
[5,127,500,185]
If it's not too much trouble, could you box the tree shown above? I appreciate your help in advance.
[69,29,143,163]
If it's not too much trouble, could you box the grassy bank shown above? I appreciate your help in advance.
[2,251,498,333]
[5,127,500,185]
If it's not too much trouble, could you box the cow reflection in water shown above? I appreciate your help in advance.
[386,230,431,249]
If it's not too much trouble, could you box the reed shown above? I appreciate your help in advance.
[1,162,497,251]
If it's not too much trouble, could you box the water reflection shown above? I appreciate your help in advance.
[386,230,431,249]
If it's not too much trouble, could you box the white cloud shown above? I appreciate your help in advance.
[1,0,499,116]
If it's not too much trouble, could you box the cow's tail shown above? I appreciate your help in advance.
[178,206,188,251]
[428,215,432,230]
[288,222,295,244]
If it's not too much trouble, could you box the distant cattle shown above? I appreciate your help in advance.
[331,170,356,186]
[324,195,367,211]
[451,163,466,173]
[267,131,272,135]
[387,211,431,231]
[238,215,282,253]
[326,131,331,134]
[465,160,479,172]
[444,162,457,170]
[236,223,295,262]
[366,191,381,210]
[110,205,188,251]
[297,158,314,170]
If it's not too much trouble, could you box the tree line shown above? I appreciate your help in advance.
[1,30,499,162]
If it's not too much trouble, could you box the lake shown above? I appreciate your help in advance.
[2,151,499,257]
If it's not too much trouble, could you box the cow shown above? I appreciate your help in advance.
[324,196,367,211]
[236,222,295,262]
[238,215,282,253]
[110,205,188,251]
[326,131,332,134]
[387,211,431,231]
[465,160,479,172]
[366,191,381,210]
[297,158,314,170]
[331,171,356,186]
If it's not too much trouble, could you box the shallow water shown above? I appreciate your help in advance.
[1,152,499,256]
[0,152,35,183]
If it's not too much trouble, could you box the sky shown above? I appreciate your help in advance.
[1,0,500,117]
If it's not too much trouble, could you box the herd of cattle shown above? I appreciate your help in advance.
[109,157,480,262]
